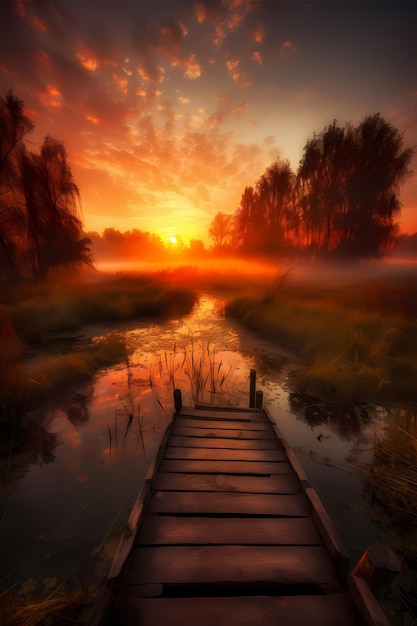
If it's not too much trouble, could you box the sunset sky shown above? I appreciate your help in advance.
[1,0,417,244]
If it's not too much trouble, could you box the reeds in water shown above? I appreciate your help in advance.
[362,408,417,522]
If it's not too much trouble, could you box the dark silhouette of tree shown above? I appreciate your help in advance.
[0,91,91,281]
[231,115,413,260]
[340,114,413,258]
[18,137,91,280]
[256,159,295,251]
[297,120,350,256]
[297,115,413,259]
[187,238,206,259]
[235,185,262,249]
[208,211,234,248]
[0,90,34,279]
[234,161,295,254]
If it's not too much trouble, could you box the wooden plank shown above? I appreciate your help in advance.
[148,491,311,517]
[153,473,302,494]
[163,447,287,462]
[117,594,363,626]
[107,484,150,586]
[159,459,294,475]
[180,407,264,421]
[348,574,389,626]
[137,515,323,546]
[171,426,275,440]
[168,436,280,449]
[174,417,273,431]
[124,545,340,588]
[306,487,350,580]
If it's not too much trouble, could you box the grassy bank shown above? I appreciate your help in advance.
[0,270,197,426]
[225,269,417,407]
[4,271,197,344]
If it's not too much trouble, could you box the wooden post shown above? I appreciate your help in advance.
[255,389,263,409]
[352,543,401,597]
[249,369,256,408]
[174,389,182,413]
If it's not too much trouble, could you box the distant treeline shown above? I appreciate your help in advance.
[86,228,209,262]
[209,115,414,260]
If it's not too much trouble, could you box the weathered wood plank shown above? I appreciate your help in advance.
[171,426,275,440]
[348,574,390,626]
[159,459,294,475]
[168,436,281,449]
[180,407,264,421]
[116,594,363,626]
[124,545,340,588]
[174,417,273,431]
[137,515,323,546]
[148,491,311,516]
[163,447,287,461]
[153,473,302,494]
[107,484,150,587]
[306,487,351,580]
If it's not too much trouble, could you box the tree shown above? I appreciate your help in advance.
[340,114,413,258]
[208,211,234,248]
[234,186,262,249]
[0,92,92,281]
[256,159,295,249]
[18,136,91,280]
[297,115,413,259]
[0,90,34,279]
[297,121,349,256]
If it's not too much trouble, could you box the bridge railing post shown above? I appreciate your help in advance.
[249,369,256,408]
[174,389,182,413]
[255,390,263,409]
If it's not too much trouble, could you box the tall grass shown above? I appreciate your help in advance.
[225,272,417,406]
[362,407,417,523]
[148,337,248,409]
[5,272,197,344]
[0,269,197,424]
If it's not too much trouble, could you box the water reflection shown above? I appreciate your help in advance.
[0,293,401,613]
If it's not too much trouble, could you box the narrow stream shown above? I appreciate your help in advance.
[0,294,388,602]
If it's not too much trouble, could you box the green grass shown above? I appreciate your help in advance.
[225,272,417,406]
[0,269,197,425]
[4,271,197,343]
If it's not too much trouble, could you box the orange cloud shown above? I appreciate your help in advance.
[75,46,98,72]
[227,12,244,31]
[171,54,202,80]
[195,3,206,23]
[280,40,297,55]
[251,51,262,65]
[86,115,100,125]
[226,59,250,89]
[16,1,48,32]
[235,101,248,115]
[250,24,264,44]
[112,72,128,93]
[39,85,62,109]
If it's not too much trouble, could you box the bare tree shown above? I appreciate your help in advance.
[208,211,234,248]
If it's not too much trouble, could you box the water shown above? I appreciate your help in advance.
[0,294,388,601]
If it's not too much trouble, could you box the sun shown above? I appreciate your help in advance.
[169,236,177,244]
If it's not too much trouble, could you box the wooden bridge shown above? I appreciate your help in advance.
[100,387,390,625]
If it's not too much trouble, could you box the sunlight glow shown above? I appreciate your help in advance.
[169,236,178,244]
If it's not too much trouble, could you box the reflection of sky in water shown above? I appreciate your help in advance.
[0,295,387,597]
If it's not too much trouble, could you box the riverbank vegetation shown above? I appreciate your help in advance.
[1,271,197,426]
[225,267,417,408]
